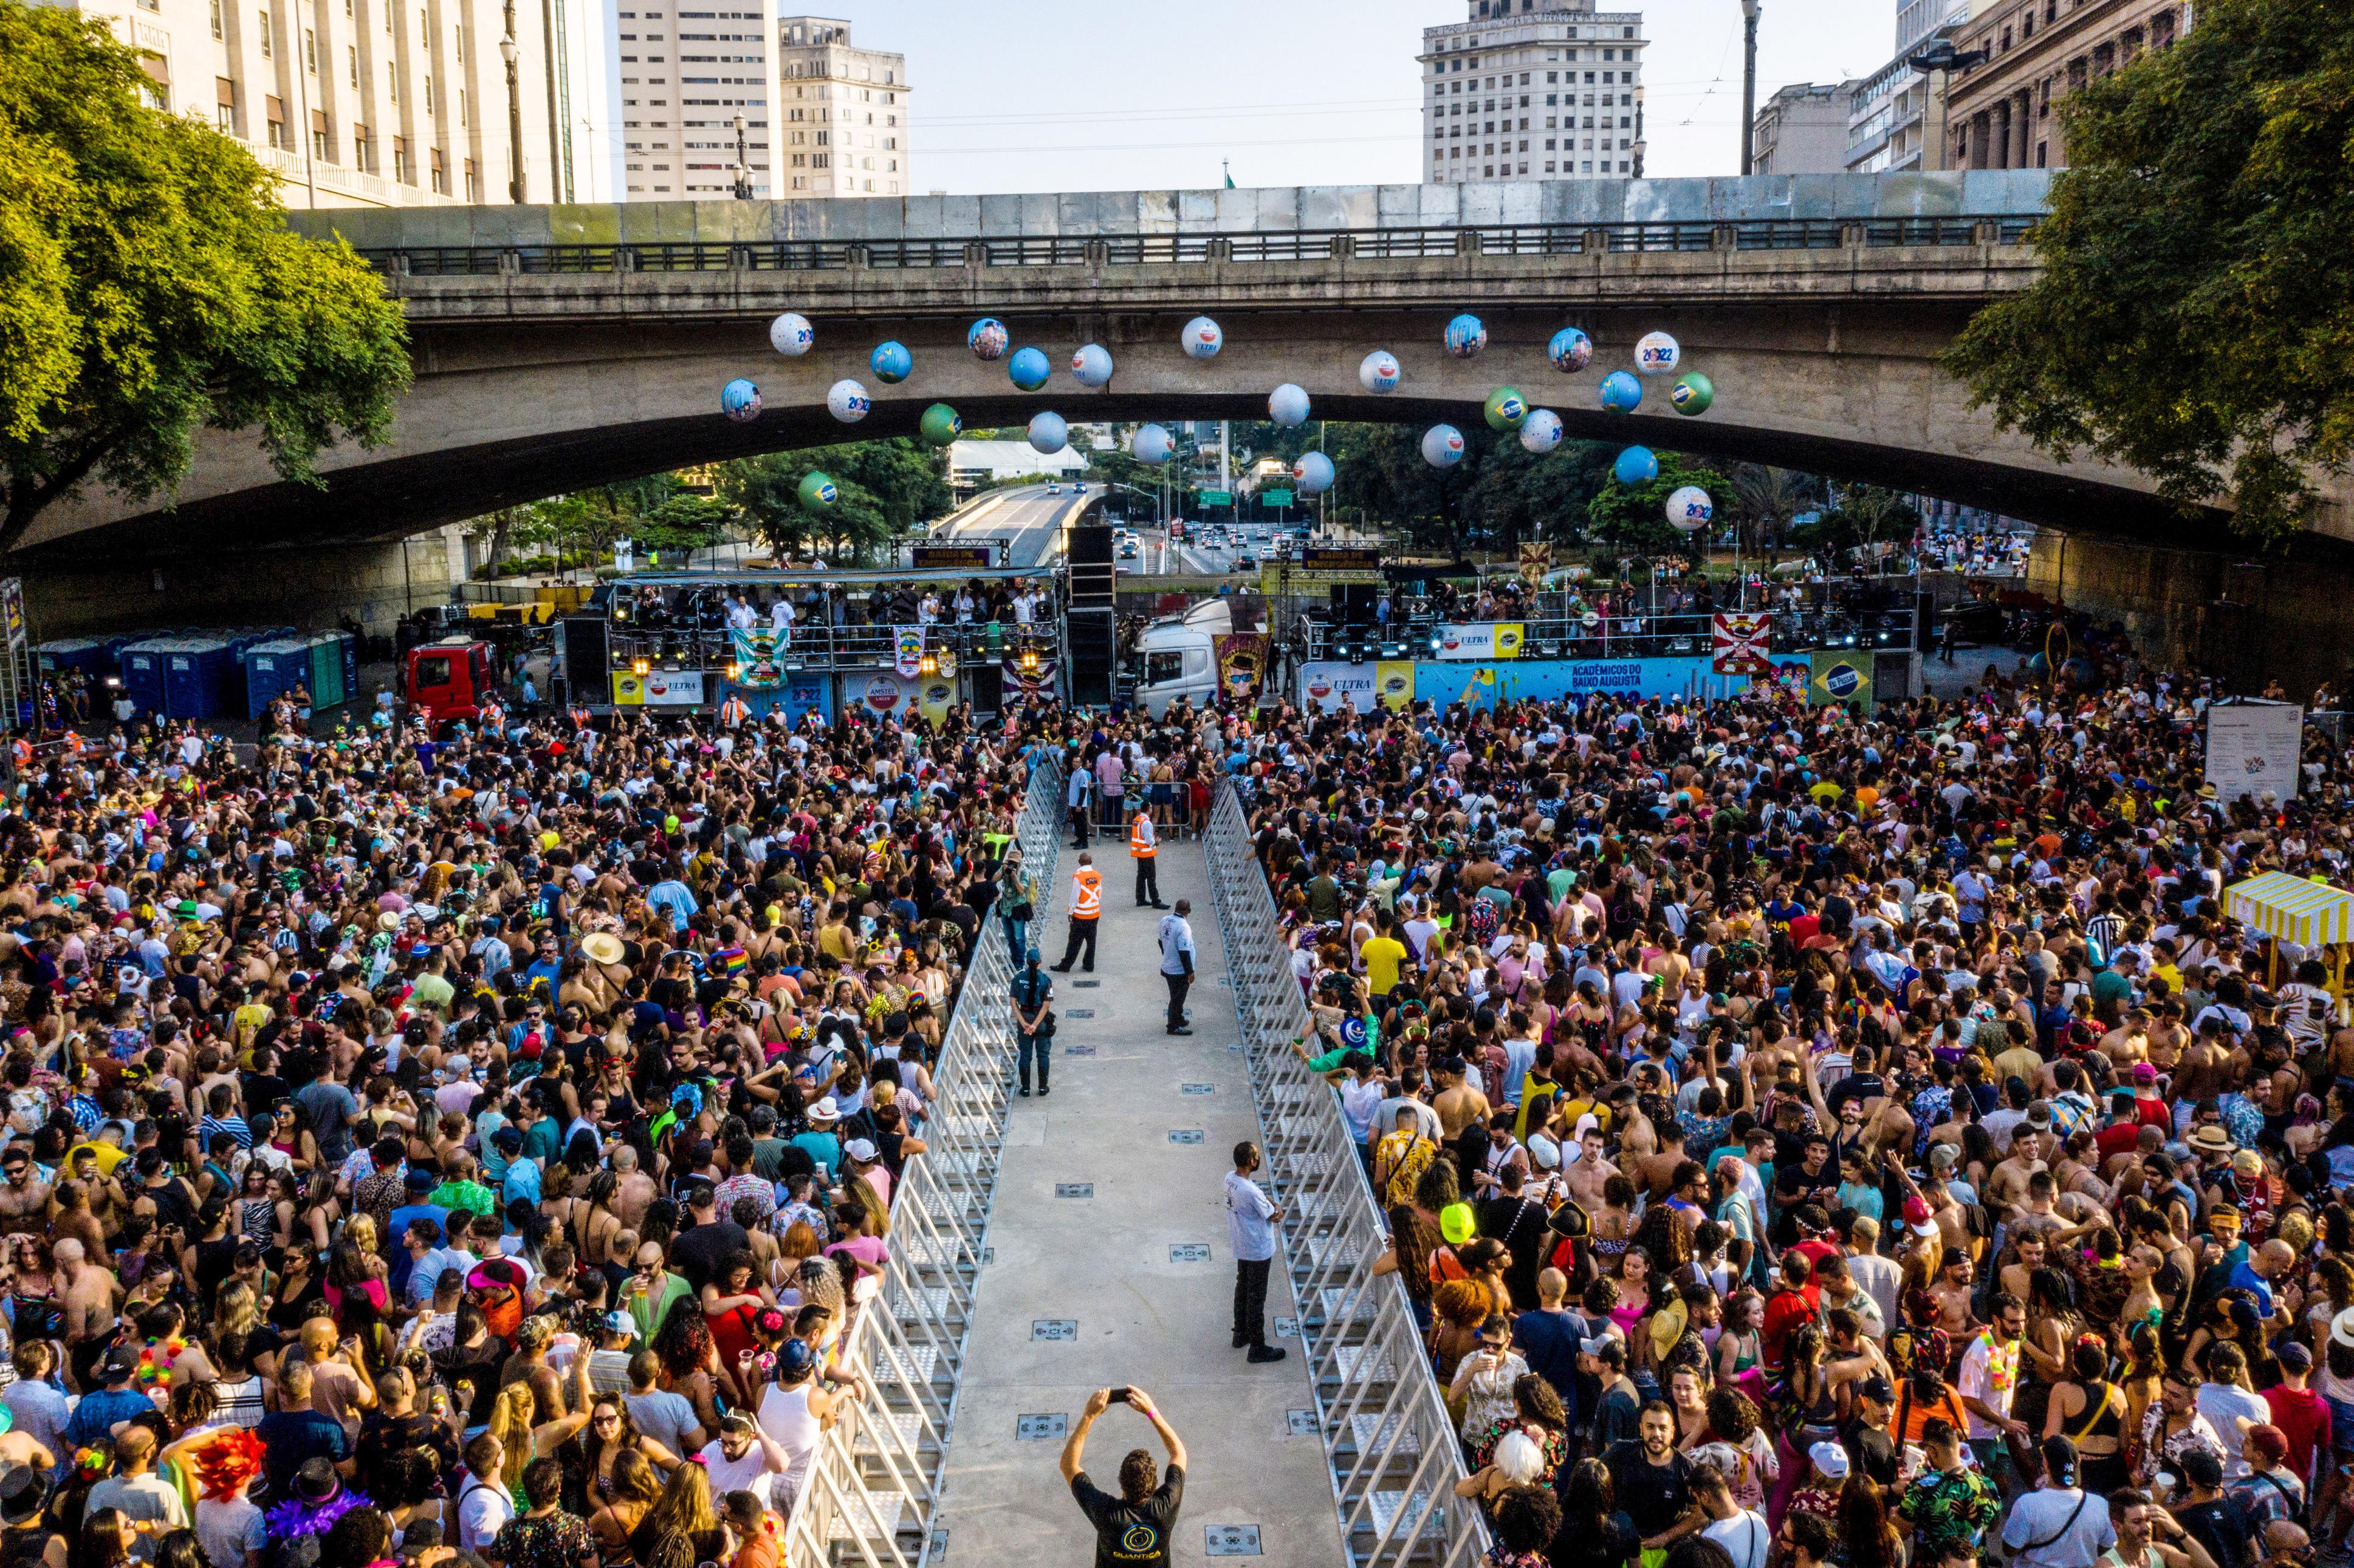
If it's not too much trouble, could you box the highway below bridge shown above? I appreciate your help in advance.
[926,484,1093,571]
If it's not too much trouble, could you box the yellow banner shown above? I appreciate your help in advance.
[1492,622,1526,660]
[611,672,647,706]
[1375,662,1415,710]
[916,674,957,728]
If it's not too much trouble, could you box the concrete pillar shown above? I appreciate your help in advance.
[1454,229,1483,257]
[1326,233,1356,260]
[963,240,987,268]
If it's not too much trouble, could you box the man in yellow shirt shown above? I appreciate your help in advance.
[1359,911,1411,1000]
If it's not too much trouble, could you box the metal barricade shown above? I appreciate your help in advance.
[780,758,1063,1567]
[1201,779,1488,1568]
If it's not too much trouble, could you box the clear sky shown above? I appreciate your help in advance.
[812,0,1896,195]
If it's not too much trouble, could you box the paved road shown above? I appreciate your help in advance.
[931,485,1093,570]
[937,839,1346,1565]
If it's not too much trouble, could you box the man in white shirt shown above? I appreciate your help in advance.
[1693,1461,1768,1568]
[1224,1143,1286,1364]
[455,1431,515,1552]
[696,1411,795,1508]
[1158,900,1195,1037]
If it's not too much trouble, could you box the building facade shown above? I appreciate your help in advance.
[44,0,568,207]
[1420,0,1646,183]
[609,13,905,200]
[1752,81,1857,176]
[1944,0,2185,170]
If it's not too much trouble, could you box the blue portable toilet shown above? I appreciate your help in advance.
[116,638,170,716]
[243,637,306,720]
[35,638,112,680]
[158,636,237,721]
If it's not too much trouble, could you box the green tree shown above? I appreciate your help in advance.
[1791,484,1921,560]
[1943,0,2354,545]
[1586,453,1730,563]
[0,1,411,549]
[1726,464,1819,560]
[713,438,949,565]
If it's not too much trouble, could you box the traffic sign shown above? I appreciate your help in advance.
[1200,490,1233,507]
[1263,490,1295,508]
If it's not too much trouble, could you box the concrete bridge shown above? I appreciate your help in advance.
[36,168,2211,564]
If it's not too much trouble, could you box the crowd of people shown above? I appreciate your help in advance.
[0,694,1060,1568]
[1206,663,2354,1568]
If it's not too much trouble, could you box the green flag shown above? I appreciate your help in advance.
[1223,159,1235,190]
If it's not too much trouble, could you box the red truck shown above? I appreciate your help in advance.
[403,637,496,729]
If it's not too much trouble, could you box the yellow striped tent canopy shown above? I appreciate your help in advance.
[2224,871,2354,947]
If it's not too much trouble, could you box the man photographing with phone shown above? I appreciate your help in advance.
[1060,1386,1187,1566]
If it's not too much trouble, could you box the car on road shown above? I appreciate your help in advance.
[1234,553,1257,571]
[1046,483,1061,495]
[1074,482,1088,495]
[1118,543,1139,560]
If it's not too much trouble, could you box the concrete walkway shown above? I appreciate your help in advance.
[936,836,1347,1565]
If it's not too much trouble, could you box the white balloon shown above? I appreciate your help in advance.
[825,379,871,424]
[1421,424,1466,468]
[768,313,814,356]
[1182,317,1224,359]
[1359,351,1402,394]
[1666,485,1715,530]
[1636,331,1683,376]
[1131,424,1173,465]
[1293,451,1335,496]
[1268,383,1311,428]
[1071,343,1115,388]
[1029,411,1069,454]
[1519,409,1564,454]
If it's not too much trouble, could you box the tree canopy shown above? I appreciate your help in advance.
[1943,0,2354,546]
[0,0,411,550]
[714,439,950,563]
[1585,452,1731,561]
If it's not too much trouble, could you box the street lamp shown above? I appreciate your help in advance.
[1906,39,1991,169]
[1740,0,1760,176]
[731,111,752,200]
[499,10,523,203]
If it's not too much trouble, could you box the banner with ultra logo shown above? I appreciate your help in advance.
[894,626,924,679]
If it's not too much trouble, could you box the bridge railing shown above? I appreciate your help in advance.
[354,213,2039,278]
[1202,778,1488,1568]
[778,756,1062,1568]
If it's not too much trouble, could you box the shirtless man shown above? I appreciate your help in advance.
[1563,1122,1618,1212]
[48,1182,104,1262]
[2170,1019,2234,1131]
[56,1238,122,1392]
[0,1148,51,1239]
[2099,1009,2153,1070]
[1983,1115,2051,1231]
[608,1145,658,1233]
[1432,1058,1491,1144]
[1928,1253,1980,1341]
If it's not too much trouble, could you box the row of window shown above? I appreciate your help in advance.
[1433,161,1634,179]
[1438,137,1632,156]
[1431,41,1636,72]
[1439,117,1635,137]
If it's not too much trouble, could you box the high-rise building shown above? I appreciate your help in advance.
[610,13,905,201]
[43,0,568,207]
[1751,81,1858,175]
[772,16,907,198]
[1419,0,1646,184]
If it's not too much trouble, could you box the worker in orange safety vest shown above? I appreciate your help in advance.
[1051,852,1101,973]
[1130,803,1167,909]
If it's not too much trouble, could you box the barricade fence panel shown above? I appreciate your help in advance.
[780,758,1063,1567]
[1203,779,1489,1568]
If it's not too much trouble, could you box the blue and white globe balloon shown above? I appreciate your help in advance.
[1519,409,1564,454]
[825,379,871,424]
[1444,313,1489,359]
[1268,384,1311,428]
[1614,446,1659,485]
[967,318,1010,360]
[1548,327,1593,373]
[1359,351,1402,394]
[870,340,912,385]
[1008,347,1051,392]
[1028,411,1069,454]
[1666,485,1716,531]
[1131,423,1173,465]
[1293,451,1335,496]
[721,378,762,422]
[1422,424,1466,468]
[1636,331,1683,376]
[768,313,814,357]
[1071,344,1115,388]
[1599,371,1643,413]
[1183,317,1224,359]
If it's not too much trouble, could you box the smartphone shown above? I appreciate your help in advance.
[1107,1386,1133,1406]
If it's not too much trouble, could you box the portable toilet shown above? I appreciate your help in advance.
[159,635,237,720]
[116,637,171,716]
[242,637,306,719]
[35,638,113,680]
[308,630,355,710]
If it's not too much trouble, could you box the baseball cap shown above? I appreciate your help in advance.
[843,1138,879,1165]
[1807,1442,1850,1481]
[2279,1341,2315,1371]
[2132,1063,2158,1084]
[101,1344,140,1380]
[780,1340,818,1377]
[604,1310,635,1337]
